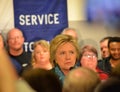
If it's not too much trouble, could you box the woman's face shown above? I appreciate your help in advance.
[55,42,77,71]
[34,45,50,64]
[80,51,97,70]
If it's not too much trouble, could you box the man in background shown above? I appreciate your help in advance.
[99,36,112,59]
[6,28,31,76]
[61,27,78,41]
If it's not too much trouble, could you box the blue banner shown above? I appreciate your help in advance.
[13,0,68,52]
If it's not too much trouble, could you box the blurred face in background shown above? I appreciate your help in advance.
[34,44,50,64]
[55,42,77,71]
[7,29,24,51]
[80,51,97,71]
[109,42,120,60]
[63,30,78,41]
[100,39,110,59]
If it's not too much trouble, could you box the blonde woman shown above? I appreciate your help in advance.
[50,34,80,84]
[31,40,52,70]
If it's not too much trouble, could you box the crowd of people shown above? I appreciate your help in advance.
[0,27,120,92]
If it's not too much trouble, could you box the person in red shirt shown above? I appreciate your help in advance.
[80,45,108,81]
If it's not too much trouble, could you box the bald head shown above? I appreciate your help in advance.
[7,28,25,54]
[61,28,78,40]
[7,28,24,40]
[63,67,100,92]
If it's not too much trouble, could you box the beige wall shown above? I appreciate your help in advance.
[67,0,85,21]
[0,0,14,38]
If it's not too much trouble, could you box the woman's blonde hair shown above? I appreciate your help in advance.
[31,40,50,64]
[50,34,80,66]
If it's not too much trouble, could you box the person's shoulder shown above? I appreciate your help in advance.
[97,59,105,70]
[98,57,110,64]
[98,59,104,65]
[23,51,31,55]
[98,59,103,63]
[21,51,32,58]
[48,68,60,79]
[49,67,55,72]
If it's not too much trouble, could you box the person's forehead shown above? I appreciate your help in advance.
[66,30,76,34]
[110,42,120,45]
[9,30,22,36]
[100,39,108,44]
[83,51,95,54]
